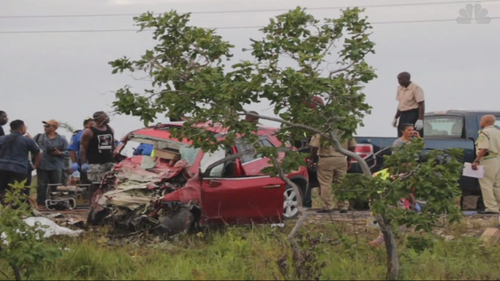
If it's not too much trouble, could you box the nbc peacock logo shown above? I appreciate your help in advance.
[456,3,491,24]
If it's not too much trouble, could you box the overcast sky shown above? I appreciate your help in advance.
[1,0,499,142]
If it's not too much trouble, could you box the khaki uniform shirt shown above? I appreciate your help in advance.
[396,82,425,111]
[476,125,500,156]
[309,134,357,157]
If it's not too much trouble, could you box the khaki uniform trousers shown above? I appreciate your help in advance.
[317,156,349,210]
[479,157,500,213]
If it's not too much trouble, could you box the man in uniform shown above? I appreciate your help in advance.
[392,72,425,137]
[308,134,357,213]
[472,115,500,214]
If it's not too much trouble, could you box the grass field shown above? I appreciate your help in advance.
[1,216,500,280]
[9,180,500,280]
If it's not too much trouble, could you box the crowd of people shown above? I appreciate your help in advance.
[0,110,117,209]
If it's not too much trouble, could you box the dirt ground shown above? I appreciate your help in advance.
[39,207,499,244]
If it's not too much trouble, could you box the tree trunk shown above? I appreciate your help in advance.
[262,143,308,275]
[376,215,400,280]
[11,265,21,281]
[328,131,400,280]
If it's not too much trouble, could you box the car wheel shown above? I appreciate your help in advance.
[283,186,299,219]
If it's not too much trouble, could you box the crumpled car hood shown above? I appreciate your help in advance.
[98,156,185,211]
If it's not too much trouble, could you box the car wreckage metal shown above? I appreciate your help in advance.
[87,122,309,235]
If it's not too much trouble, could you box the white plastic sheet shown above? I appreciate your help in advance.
[1,217,84,245]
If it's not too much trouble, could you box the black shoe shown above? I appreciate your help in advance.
[478,210,499,215]
[316,209,333,214]
[340,209,348,214]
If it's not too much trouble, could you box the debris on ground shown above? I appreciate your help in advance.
[271,223,285,228]
[35,209,89,230]
[1,217,84,245]
[23,217,84,238]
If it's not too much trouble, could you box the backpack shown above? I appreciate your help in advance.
[31,134,43,163]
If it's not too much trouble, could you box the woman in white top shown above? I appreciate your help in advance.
[393,123,421,149]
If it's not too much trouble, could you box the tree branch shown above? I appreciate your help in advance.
[257,141,308,269]
[240,110,372,177]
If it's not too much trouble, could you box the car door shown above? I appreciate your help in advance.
[200,155,286,225]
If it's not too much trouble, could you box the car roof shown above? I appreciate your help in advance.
[129,121,279,143]
[426,110,500,117]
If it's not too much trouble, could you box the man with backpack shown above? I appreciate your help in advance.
[0,120,41,202]
[32,119,69,207]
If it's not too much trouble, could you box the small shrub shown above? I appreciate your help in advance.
[0,180,61,280]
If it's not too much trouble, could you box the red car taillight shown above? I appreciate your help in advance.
[351,144,373,163]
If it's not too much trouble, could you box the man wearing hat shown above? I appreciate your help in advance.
[79,111,116,184]
[32,119,69,208]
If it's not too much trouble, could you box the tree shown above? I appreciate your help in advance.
[335,138,462,279]
[0,181,61,280]
[109,7,399,278]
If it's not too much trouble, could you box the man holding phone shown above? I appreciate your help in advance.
[32,119,69,208]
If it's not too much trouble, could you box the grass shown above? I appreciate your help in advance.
[8,185,500,280]
[1,220,500,280]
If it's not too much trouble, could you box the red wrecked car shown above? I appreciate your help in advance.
[87,122,309,235]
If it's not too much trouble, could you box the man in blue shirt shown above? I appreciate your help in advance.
[133,143,154,156]
[68,118,94,165]
[0,120,41,201]
[68,117,94,183]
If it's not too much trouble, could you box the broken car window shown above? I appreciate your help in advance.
[199,146,226,175]
[179,146,201,166]
[235,140,257,164]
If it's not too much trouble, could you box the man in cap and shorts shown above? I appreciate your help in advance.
[79,111,116,184]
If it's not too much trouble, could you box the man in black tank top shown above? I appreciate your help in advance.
[79,111,116,183]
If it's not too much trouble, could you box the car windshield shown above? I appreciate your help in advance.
[179,146,201,166]
[121,137,201,167]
